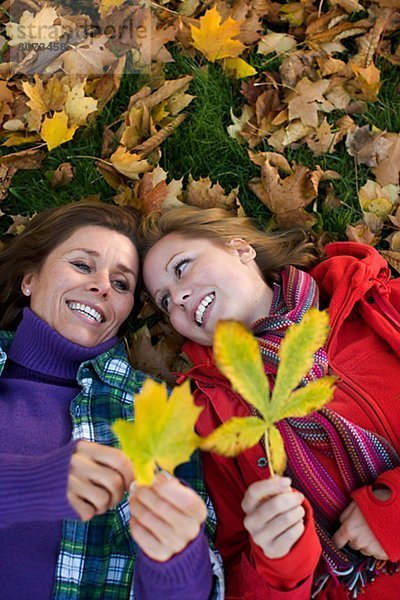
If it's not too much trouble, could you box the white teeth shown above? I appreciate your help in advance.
[195,293,215,326]
[67,302,103,323]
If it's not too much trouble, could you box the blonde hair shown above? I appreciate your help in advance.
[138,206,318,283]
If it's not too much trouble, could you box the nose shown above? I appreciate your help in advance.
[171,286,191,307]
[87,271,111,297]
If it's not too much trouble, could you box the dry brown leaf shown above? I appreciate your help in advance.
[50,162,75,188]
[248,159,318,228]
[184,176,239,212]
[217,0,262,45]
[380,250,400,274]
[330,0,365,13]
[268,120,313,152]
[127,321,188,387]
[139,76,193,111]
[346,125,391,167]
[58,35,117,76]
[305,118,341,156]
[389,206,400,229]
[137,166,183,214]
[0,81,14,125]
[0,164,17,201]
[6,6,65,47]
[352,11,391,67]
[386,231,400,252]
[137,12,178,65]
[287,77,334,129]
[346,221,379,246]
[134,113,187,158]
[372,133,400,186]
[0,147,45,170]
[249,151,292,173]
[6,212,33,236]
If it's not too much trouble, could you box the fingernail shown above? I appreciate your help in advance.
[129,481,136,495]
[280,477,292,488]
[156,468,173,481]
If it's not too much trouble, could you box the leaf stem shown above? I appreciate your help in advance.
[264,430,274,477]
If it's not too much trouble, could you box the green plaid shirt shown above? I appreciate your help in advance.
[0,333,224,600]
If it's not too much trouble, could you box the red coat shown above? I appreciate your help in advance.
[179,242,400,599]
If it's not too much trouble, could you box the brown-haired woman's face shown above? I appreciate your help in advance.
[22,225,139,347]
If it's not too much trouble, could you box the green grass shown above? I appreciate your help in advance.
[162,50,263,217]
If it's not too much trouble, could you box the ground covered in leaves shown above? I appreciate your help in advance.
[0,0,399,378]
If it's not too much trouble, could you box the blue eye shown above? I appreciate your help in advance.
[174,259,189,278]
[72,261,91,272]
[160,294,170,312]
[112,279,129,292]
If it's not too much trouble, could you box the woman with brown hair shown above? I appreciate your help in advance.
[0,201,223,600]
[139,205,400,599]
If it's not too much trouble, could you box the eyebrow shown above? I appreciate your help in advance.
[70,248,137,277]
[165,251,181,271]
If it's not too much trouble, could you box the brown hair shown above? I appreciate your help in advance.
[138,206,318,283]
[0,201,140,331]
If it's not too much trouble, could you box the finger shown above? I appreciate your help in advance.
[70,453,127,508]
[130,517,172,562]
[131,484,204,536]
[131,497,199,552]
[271,520,306,558]
[148,475,207,522]
[68,472,113,515]
[246,503,305,542]
[241,477,292,513]
[67,491,96,522]
[243,491,304,528]
[332,524,350,549]
[76,441,134,489]
[339,501,357,524]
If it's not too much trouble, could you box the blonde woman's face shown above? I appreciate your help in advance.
[143,232,273,346]
[22,226,139,347]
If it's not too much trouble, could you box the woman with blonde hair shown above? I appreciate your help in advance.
[139,205,400,599]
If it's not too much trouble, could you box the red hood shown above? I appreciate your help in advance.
[310,242,390,314]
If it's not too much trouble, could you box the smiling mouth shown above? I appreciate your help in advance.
[67,302,104,323]
[195,293,215,327]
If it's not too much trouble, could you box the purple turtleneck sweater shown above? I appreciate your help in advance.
[0,309,213,600]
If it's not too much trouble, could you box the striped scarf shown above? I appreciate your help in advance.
[251,265,399,598]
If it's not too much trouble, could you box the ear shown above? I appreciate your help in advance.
[226,238,256,263]
[21,272,34,296]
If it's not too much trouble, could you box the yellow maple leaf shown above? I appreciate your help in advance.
[223,58,257,79]
[22,75,67,117]
[203,309,336,475]
[350,62,381,102]
[190,6,245,62]
[40,110,78,151]
[65,82,98,126]
[113,379,202,485]
[200,416,267,456]
[110,146,154,180]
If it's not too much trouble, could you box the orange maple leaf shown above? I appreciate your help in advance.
[190,6,245,62]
